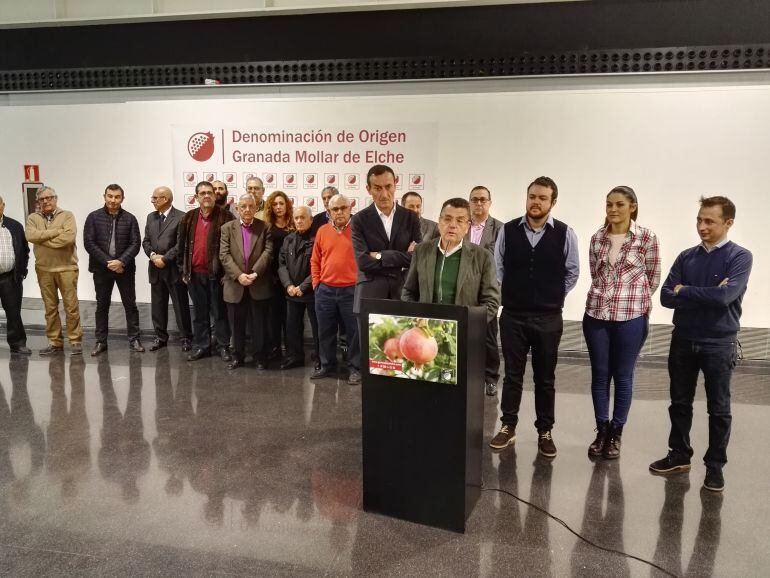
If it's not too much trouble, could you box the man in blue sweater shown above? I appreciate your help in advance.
[650,196,752,493]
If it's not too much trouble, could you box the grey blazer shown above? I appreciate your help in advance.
[420,218,440,243]
[401,238,500,323]
[464,216,503,255]
[219,219,273,303]
[142,206,185,284]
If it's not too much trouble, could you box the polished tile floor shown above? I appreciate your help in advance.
[1,336,769,577]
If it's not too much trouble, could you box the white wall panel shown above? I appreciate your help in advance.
[1,78,767,327]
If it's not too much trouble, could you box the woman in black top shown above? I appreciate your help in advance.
[265,190,295,362]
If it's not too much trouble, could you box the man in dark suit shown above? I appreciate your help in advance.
[466,185,505,397]
[0,195,30,354]
[142,186,193,352]
[310,185,337,236]
[219,194,273,370]
[351,164,422,312]
[401,191,439,243]
[83,184,143,356]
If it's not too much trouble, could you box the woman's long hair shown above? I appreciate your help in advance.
[264,190,295,229]
[604,185,639,228]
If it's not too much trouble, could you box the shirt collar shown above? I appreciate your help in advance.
[333,219,351,233]
[471,217,488,229]
[599,219,638,239]
[700,237,730,253]
[438,238,463,257]
[520,215,554,232]
[159,207,172,218]
[376,205,395,220]
[240,219,254,227]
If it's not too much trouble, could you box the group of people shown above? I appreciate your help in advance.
[0,164,752,492]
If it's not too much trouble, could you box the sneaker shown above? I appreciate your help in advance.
[39,344,64,356]
[347,370,362,385]
[649,451,691,474]
[489,425,516,450]
[70,343,83,356]
[485,382,497,397]
[538,430,557,458]
[703,467,725,492]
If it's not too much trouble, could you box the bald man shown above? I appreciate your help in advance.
[142,186,193,351]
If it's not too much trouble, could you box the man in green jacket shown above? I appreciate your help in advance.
[402,197,500,326]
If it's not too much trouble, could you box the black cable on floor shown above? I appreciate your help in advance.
[482,487,679,578]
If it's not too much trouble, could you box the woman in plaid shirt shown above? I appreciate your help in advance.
[583,186,661,459]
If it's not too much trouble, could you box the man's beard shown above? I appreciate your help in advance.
[215,195,227,206]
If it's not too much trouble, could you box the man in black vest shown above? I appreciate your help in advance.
[489,176,579,458]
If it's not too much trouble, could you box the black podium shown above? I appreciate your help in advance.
[360,298,486,533]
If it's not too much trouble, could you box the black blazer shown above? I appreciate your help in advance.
[310,211,330,236]
[0,215,29,284]
[351,203,422,283]
[83,207,141,274]
[142,207,185,284]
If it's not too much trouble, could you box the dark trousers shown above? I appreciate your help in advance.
[150,276,193,343]
[267,291,288,354]
[667,335,736,468]
[486,316,501,385]
[228,294,268,362]
[93,269,140,343]
[187,272,230,352]
[286,298,319,361]
[499,309,563,431]
[0,272,26,347]
[582,313,648,427]
[315,284,359,371]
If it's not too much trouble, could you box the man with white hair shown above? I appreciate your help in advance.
[142,186,193,351]
[0,195,30,354]
[278,205,319,369]
[25,187,84,355]
[310,194,360,384]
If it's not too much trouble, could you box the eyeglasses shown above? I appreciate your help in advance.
[440,216,469,226]
[197,191,215,197]
[38,196,56,202]
[469,197,490,204]
[329,206,349,212]
[150,196,168,202]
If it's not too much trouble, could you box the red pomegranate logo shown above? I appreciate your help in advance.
[411,175,422,185]
[265,174,275,184]
[326,174,336,184]
[187,132,215,162]
[186,194,196,204]
[306,197,315,207]
[347,174,357,185]
[225,173,234,183]
[306,174,315,184]
[205,173,215,182]
[350,198,357,208]
[185,173,195,183]
[286,174,295,184]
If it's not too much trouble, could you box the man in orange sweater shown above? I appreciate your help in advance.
[310,194,360,384]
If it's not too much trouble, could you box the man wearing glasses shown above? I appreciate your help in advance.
[466,186,504,397]
[402,197,500,326]
[25,187,84,355]
[142,186,193,352]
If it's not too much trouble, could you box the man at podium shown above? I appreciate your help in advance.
[401,197,500,324]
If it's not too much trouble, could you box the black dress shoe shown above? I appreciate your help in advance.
[10,345,32,355]
[91,342,108,357]
[311,367,335,379]
[255,359,267,370]
[280,357,303,370]
[228,359,244,370]
[129,339,146,353]
[149,340,167,352]
[180,338,192,352]
[267,347,281,361]
[187,348,209,361]
[220,348,232,362]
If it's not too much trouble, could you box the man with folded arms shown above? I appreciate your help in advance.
[219,194,273,370]
[25,187,83,356]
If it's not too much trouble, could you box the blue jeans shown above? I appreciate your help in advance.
[582,313,648,427]
[667,336,736,468]
[314,284,359,371]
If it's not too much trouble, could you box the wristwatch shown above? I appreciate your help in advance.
[375,252,382,260]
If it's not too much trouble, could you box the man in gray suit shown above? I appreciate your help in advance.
[401,191,439,243]
[142,186,193,351]
[219,194,273,370]
[466,185,504,396]
[402,197,499,323]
